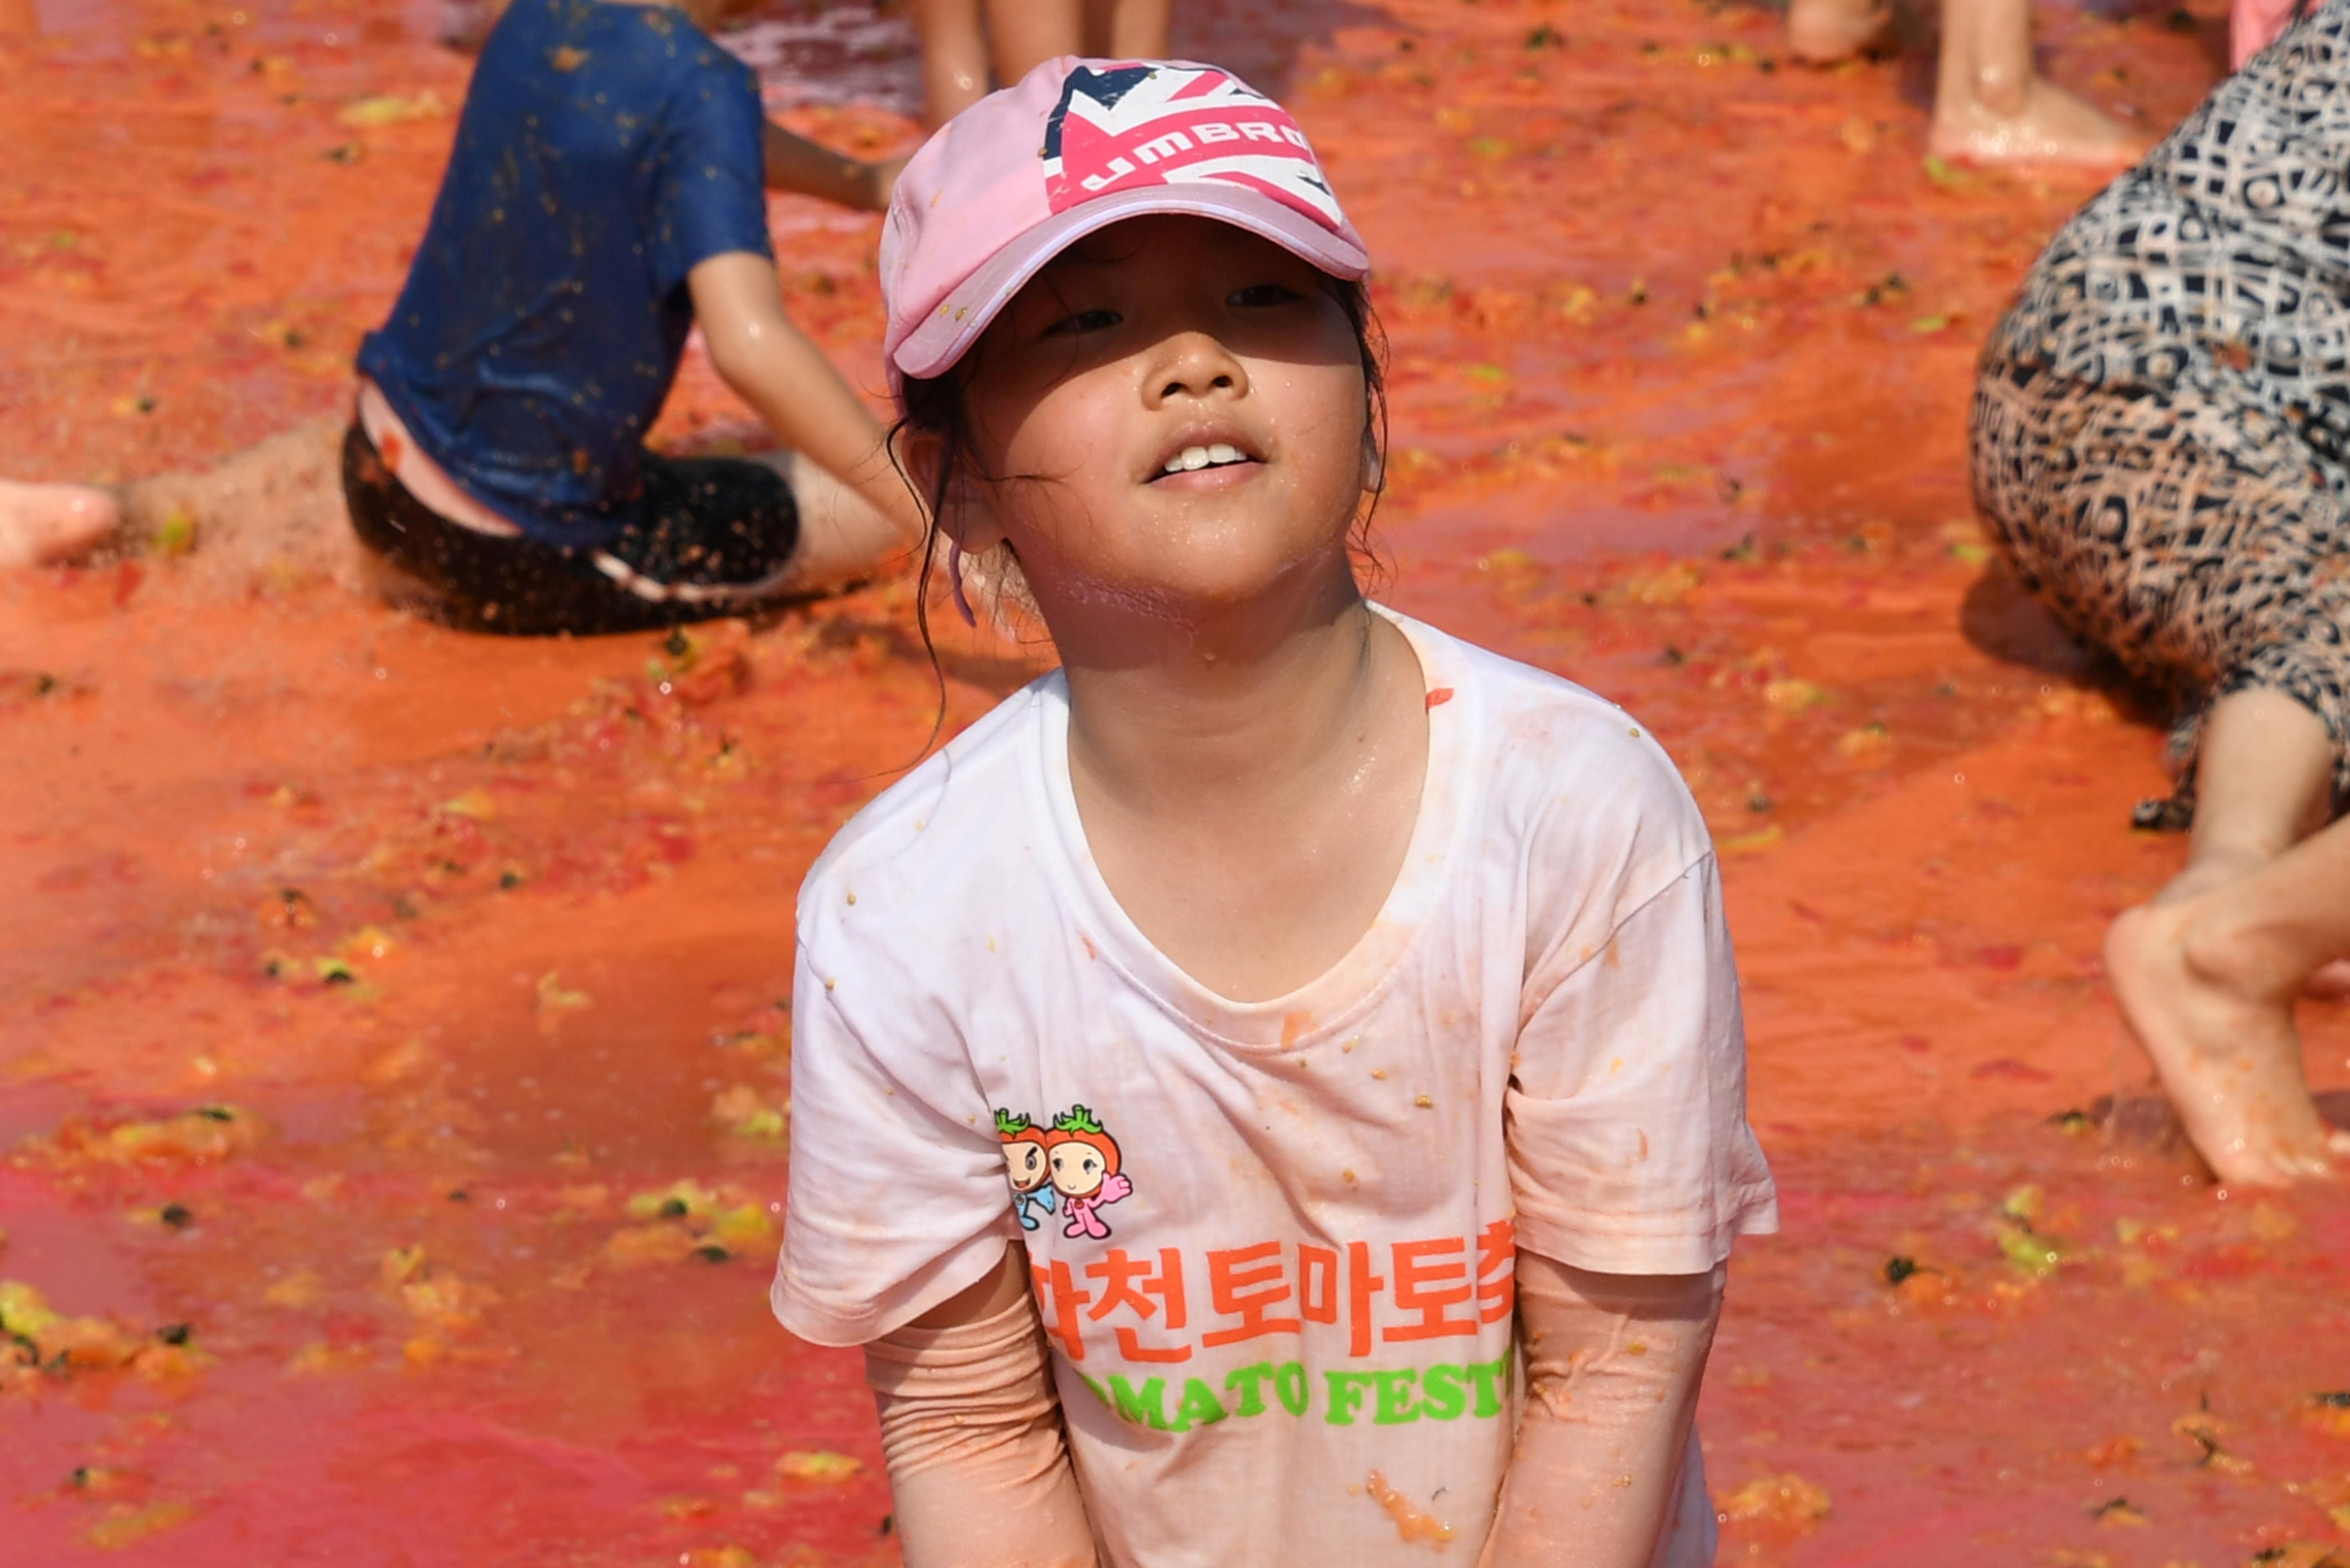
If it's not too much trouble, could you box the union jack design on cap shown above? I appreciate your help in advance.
[1040,64,1345,229]
[881,56,1369,390]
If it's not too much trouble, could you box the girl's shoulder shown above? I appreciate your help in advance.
[1395,610,1713,900]
[794,673,1065,946]
[1398,610,1701,813]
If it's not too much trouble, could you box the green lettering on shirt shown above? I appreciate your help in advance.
[1419,1361,1467,1421]
[1173,1376,1229,1430]
[1107,1374,1169,1430]
[1274,1360,1310,1417]
[1371,1367,1420,1425]
[1465,1345,1512,1419]
[1325,1370,1375,1426]
[1224,1362,1275,1418]
[1094,1353,1514,1435]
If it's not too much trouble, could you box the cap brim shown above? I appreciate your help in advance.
[891,183,1370,386]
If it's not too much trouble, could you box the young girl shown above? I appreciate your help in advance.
[772,59,1777,1565]
[1972,0,2350,1188]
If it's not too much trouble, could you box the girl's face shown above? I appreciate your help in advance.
[947,215,1372,625]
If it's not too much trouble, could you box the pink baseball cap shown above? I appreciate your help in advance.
[880,57,1371,391]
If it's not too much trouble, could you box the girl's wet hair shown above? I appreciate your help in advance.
[891,274,1391,676]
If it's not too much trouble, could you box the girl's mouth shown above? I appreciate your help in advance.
[1152,442,1260,481]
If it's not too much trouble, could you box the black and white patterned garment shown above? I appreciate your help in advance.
[1972,0,2350,824]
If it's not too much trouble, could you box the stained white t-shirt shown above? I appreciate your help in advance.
[772,609,1778,1567]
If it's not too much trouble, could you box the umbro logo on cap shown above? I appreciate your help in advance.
[1041,64,1344,230]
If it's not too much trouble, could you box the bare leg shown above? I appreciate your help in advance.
[753,452,919,596]
[911,0,992,128]
[0,482,121,567]
[1929,0,2147,169]
[2106,688,2350,1185]
[6,416,357,598]
[1082,0,1169,58]
[2156,687,2350,1000]
[2162,688,2336,903]
[1785,0,1893,63]
[4,415,357,600]
[982,0,1082,89]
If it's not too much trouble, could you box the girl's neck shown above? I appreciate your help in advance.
[1054,556,1385,815]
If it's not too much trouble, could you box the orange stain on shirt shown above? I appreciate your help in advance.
[1365,1470,1456,1546]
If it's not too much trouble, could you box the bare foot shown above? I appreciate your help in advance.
[1929,78,2149,170]
[1787,0,1893,61]
[2105,899,2350,1186]
[0,480,120,567]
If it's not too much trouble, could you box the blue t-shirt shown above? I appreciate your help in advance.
[357,0,772,543]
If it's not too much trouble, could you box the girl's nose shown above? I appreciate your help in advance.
[1148,332,1250,404]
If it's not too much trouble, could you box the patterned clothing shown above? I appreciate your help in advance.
[1971,0,2350,821]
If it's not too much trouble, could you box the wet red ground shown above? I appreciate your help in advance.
[4,1,2349,1564]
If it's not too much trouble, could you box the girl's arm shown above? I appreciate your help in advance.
[1478,1254,1724,1568]
[863,1243,1099,1568]
[762,121,903,212]
[687,251,928,553]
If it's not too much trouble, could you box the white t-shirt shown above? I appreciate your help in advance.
[772,609,1778,1567]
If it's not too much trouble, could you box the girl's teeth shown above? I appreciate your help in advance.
[1160,443,1246,476]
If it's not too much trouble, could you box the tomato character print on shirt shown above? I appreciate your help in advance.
[996,1108,1059,1232]
[1045,1104,1132,1240]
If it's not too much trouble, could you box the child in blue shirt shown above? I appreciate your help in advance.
[1,0,921,635]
